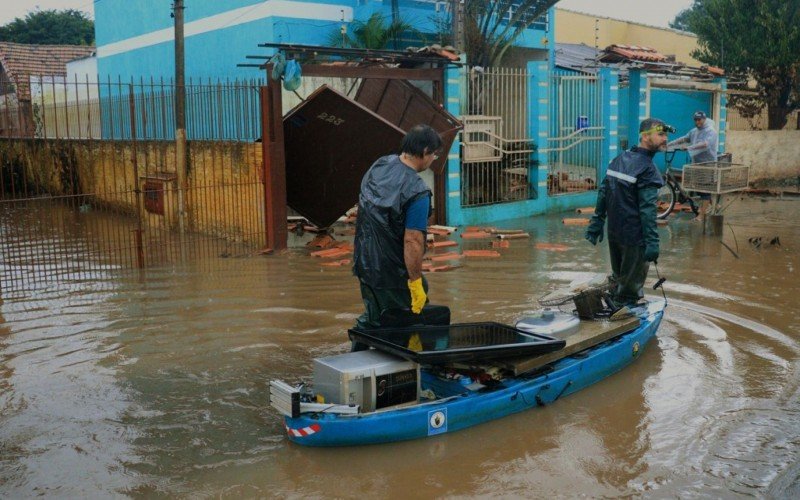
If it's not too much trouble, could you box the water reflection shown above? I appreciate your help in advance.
[0,196,798,497]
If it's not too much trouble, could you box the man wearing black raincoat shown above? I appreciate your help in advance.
[352,125,441,346]
[585,118,672,308]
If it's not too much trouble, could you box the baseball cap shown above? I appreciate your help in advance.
[693,111,707,120]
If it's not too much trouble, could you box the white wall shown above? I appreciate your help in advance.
[66,56,98,84]
[726,130,800,185]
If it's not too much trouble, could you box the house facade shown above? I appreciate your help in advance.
[90,2,725,226]
[94,1,551,80]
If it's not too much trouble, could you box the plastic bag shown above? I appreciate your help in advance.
[268,52,285,81]
[283,59,302,91]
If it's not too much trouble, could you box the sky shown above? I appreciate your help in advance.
[0,0,693,30]
[557,0,694,28]
[0,0,95,26]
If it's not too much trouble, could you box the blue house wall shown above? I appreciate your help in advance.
[650,87,713,171]
[95,0,361,80]
[622,70,727,174]
[93,3,729,225]
[95,1,537,81]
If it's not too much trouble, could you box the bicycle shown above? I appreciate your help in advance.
[656,148,700,219]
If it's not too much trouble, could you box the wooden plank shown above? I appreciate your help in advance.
[496,316,641,376]
[301,65,444,81]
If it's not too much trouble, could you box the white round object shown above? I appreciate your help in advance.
[515,310,580,337]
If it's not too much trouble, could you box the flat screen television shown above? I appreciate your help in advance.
[348,322,566,364]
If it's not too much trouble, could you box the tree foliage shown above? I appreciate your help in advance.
[675,0,800,129]
[668,7,694,32]
[463,0,558,68]
[328,13,414,50]
[0,9,94,46]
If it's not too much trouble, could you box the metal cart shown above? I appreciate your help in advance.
[682,157,750,214]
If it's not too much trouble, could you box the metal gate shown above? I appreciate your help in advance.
[460,67,535,207]
[547,73,604,195]
[1,76,265,293]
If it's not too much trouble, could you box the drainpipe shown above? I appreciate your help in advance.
[391,0,400,49]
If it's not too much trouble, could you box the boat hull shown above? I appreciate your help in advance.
[282,303,664,447]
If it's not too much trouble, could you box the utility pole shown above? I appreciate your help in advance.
[173,0,188,240]
[451,0,465,53]
[391,0,400,49]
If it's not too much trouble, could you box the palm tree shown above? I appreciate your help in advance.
[442,0,560,67]
[329,13,414,50]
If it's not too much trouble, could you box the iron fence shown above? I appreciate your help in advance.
[1,76,266,291]
[0,75,263,141]
[547,72,604,195]
[460,67,535,207]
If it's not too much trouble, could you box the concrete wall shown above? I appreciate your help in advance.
[726,130,800,186]
[555,9,701,66]
[0,139,265,245]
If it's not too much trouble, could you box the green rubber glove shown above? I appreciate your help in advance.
[407,277,427,314]
[585,219,605,246]
[644,244,659,263]
[586,178,608,246]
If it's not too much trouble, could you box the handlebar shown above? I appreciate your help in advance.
[661,148,691,170]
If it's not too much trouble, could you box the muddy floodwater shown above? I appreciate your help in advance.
[1,195,799,498]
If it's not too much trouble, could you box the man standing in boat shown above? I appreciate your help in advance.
[351,125,442,350]
[585,118,673,309]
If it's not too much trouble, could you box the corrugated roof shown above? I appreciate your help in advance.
[554,43,604,74]
[0,42,94,100]
[556,43,724,81]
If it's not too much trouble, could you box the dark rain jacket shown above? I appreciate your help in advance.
[595,147,664,246]
[353,155,431,289]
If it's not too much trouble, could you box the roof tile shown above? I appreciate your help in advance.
[0,42,94,100]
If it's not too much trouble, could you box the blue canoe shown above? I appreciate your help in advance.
[281,301,665,447]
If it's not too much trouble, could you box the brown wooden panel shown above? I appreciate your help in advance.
[398,98,437,132]
[355,79,462,175]
[354,78,389,112]
[283,85,406,229]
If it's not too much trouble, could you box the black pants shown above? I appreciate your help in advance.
[352,277,429,351]
[608,239,649,308]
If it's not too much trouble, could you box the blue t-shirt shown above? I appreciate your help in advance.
[405,195,430,232]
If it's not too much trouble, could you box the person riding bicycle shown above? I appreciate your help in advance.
[585,118,673,310]
[666,111,718,164]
